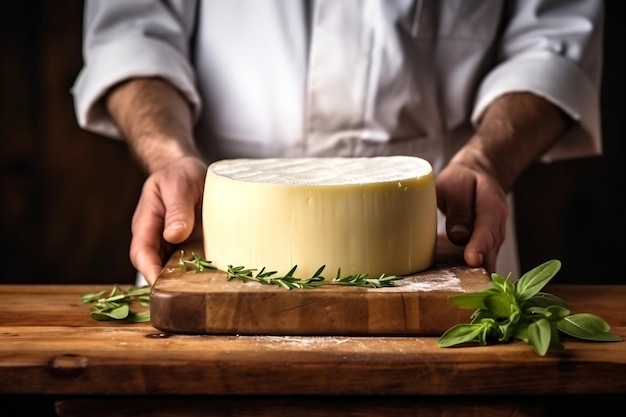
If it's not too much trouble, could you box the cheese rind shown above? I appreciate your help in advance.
[202,156,437,278]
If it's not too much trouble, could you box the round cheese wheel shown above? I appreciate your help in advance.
[202,156,437,278]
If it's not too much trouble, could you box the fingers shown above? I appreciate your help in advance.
[162,158,207,243]
[161,188,197,244]
[129,157,207,284]
[437,173,475,246]
[130,183,169,285]
[462,180,508,274]
[436,164,508,274]
[464,190,509,273]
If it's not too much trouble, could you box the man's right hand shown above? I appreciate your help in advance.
[105,78,204,284]
[130,156,207,285]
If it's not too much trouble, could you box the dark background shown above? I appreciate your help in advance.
[1,0,623,285]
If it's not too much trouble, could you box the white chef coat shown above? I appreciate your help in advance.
[72,0,604,278]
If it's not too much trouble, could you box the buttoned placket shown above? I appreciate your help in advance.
[304,0,377,156]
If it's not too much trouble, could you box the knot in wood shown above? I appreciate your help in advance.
[50,354,88,377]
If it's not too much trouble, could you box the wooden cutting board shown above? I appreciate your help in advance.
[150,239,490,336]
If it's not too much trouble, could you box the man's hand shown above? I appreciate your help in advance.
[130,156,207,284]
[436,158,508,274]
[437,92,569,273]
[105,77,203,284]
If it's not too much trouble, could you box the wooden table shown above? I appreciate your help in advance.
[1,283,625,417]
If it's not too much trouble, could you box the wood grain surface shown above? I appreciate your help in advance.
[2,280,620,417]
[150,240,491,335]
[0,283,625,399]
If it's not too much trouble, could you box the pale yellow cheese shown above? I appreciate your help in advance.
[202,156,437,278]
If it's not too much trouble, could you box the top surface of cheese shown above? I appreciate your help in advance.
[208,156,432,186]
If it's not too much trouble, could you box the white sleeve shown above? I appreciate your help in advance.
[71,0,202,139]
[471,0,604,162]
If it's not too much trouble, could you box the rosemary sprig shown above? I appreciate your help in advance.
[227,264,326,289]
[180,250,402,290]
[332,268,400,288]
[178,250,217,272]
[81,285,151,322]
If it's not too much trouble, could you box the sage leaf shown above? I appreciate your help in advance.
[522,292,568,309]
[512,324,529,343]
[448,291,491,309]
[470,308,498,323]
[549,324,564,350]
[477,322,492,345]
[105,294,127,303]
[82,285,151,323]
[497,310,520,342]
[437,324,485,347]
[556,313,623,342]
[528,318,552,356]
[80,290,106,304]
[491,273,515,294]
[545,305,571,321]
[525,306,553,318]
[129,311,151,323]
[439,259,622,356]
[90,304,129,320]
[515,259,561,301]
[484,294,515,317]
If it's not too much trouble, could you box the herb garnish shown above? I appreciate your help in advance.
[178,250,217,272]
[81,285,151,322]
[437,259,622,356]
[82,253,624,352]
[179,250,402,289]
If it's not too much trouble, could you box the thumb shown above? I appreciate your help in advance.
[159,158,207,244]
[437,172,476,247]
[163,215,193,243]
[445,203,474,246]
[161,186,200,244]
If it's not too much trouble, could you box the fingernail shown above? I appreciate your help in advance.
[449,224,470,244]
[450,224,469,235]
[167,221,185,232]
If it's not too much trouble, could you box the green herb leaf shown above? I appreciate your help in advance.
[91,304,130,320]
[332,271,401,288]
[549,324,564,350]
[439,259,623,356]
[497,310,520,342]
[491,273,515,294]
[82,285,151,323]
[556,313,623,342]
[545,305,571,321]
[179,250,217,272]
[514,259,560,301]
[128,310,151,323]
[484,293,516,318]
[80,290,106,304]
[522,292,568,309]
[225,264,326,290]
[512,323,529,343]
[178,251,402,290]
[448,290,492,310]
[527,318,552,356]
[437,323,487,347]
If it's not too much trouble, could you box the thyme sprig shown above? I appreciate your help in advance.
[180,250,402,289]
[80,285,151,322]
